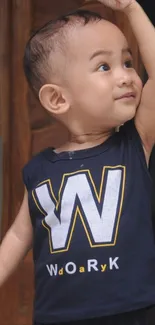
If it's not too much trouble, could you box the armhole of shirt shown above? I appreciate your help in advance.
[120,119,148,170]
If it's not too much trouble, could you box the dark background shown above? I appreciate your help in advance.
[137,0,155,229]
[138,0,155,23]
[141,0,155,231]
[136,2,155,323]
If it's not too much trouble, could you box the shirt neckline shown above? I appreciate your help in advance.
[44,131,118,162]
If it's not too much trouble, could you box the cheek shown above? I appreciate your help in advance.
[134,74,143,93]
[89,76,113,99]
[67,70,113,108]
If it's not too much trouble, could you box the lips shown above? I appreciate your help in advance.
[116,92,136,100]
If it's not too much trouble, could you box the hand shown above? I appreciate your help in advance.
[97,0,136,11]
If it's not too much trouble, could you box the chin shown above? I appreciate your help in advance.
[119,107,137,124]
[127,109,136,120]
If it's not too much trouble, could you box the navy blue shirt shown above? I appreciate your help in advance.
[23,120,155,324]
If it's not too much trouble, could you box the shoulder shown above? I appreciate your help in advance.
[23,148,49,170]
[22,148,53,190]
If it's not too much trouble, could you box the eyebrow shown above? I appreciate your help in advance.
[90,48,132,60]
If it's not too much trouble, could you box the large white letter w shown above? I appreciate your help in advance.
[33,168,125,253]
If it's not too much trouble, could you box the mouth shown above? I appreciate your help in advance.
[116,92,136,100]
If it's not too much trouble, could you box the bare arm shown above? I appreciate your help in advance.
[98,0,155,159]
[123,1,155,159]
[0,189,33,287]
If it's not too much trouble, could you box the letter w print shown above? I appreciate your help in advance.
[32,166,126,254]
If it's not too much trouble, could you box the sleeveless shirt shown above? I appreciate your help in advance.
[23,120,155,323]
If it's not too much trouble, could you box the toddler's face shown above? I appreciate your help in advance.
[63,20,142,129]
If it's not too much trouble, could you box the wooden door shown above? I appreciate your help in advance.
[0,1,142,324]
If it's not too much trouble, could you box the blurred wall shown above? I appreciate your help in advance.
[0,137,2,236]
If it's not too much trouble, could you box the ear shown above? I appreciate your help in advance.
[39,83,70,115]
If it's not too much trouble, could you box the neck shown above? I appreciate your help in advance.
[55,129,115,153]
[70,130,113,144]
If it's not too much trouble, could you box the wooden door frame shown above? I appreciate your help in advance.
[0,0,32,237]
[11,0,32,220]
[0,0,12,237]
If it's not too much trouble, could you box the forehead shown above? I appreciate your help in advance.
[67,20,128,59]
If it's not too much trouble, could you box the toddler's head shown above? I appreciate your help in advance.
[24,9,142,133]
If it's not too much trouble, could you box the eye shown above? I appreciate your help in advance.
[98,64,110,72]
[124,60,133,68]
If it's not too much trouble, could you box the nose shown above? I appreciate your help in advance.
[115,69,133,88]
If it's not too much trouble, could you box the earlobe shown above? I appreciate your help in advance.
[39,84,70,115]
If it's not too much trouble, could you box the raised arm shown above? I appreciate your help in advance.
[0,189,33,287]
[123,1,155,159]
[97,0,155,160]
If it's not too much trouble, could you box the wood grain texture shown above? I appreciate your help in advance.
[0,257,34,325]
[10,0,32,219]
[0,0,11,236]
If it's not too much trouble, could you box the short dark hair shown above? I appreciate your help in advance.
[23,10,102,96]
